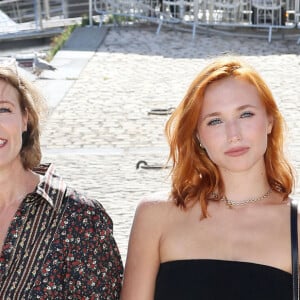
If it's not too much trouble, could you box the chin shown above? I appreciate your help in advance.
[219,160,254,171]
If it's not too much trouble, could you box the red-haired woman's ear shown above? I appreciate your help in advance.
[267,116,273,134]
[196,135,205,149]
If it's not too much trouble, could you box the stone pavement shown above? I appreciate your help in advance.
[39,24,300,262]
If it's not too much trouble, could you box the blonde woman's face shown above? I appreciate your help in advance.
[197,77,273,175]
[0,80,28,170]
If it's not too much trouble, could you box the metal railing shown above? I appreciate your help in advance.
[0,0,87,36]
[90,0,300,41]
[0,0,299,41]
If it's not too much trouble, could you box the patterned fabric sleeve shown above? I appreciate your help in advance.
[31,189,124,299]
[62,191,124,299]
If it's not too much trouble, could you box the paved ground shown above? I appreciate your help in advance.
[37,24,300,263]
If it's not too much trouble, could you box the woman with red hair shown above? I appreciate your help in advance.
[121,56,295,300]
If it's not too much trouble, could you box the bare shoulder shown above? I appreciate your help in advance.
[121,192,175,299]
[129,191,178,243]
[135,191,176,222]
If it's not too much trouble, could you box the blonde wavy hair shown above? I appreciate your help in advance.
[0,62,47,170]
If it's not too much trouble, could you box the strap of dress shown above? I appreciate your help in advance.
[291,198,299,300]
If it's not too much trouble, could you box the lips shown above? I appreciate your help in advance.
[224,146,249,157]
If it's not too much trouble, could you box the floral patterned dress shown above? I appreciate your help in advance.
[0,164,123,299]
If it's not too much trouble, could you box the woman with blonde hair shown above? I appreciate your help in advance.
[0,59,123,299]
[121,56,295,299]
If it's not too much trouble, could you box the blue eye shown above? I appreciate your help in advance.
[207,118,222,126]
[241,111,254,118]
[0,107,11,113]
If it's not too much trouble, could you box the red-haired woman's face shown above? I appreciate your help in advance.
[197,77,273,175]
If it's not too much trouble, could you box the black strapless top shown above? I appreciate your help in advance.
[154,259,292,300]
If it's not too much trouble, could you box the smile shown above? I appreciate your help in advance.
[224,147,249,157]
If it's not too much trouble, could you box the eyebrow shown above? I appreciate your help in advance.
[201,104,257,121]
[0,100,16,110]
[0,100,15,106]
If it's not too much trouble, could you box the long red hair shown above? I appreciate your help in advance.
[165,56,294,217]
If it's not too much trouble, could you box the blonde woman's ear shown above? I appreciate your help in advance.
[22,108,28,132]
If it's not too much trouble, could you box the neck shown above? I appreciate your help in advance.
[220,166,270,205]
[223,188,272,207]
[0,162,39,207]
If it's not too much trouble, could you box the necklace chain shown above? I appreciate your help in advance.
[223,188,272,207]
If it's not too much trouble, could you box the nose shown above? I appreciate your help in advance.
[226,120,241,143]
